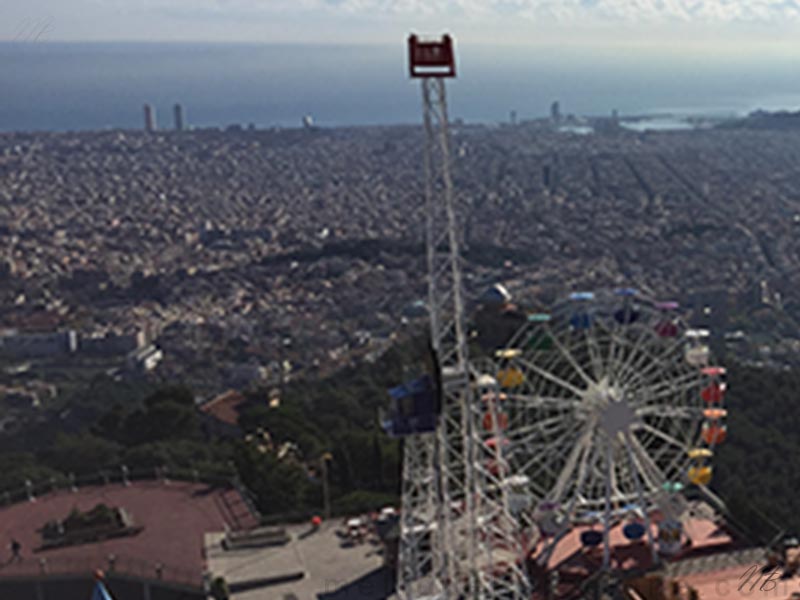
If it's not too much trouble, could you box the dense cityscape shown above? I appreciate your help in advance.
[2,118,800,398]
[2,108,800,599]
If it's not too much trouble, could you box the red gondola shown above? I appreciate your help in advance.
[701,383,726,404]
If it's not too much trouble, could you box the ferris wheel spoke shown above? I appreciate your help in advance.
[636,405,697,420]
[601,438,614,569]
[609,319,656,383]
[515,356,586,397]
[537,437,597,568]
[610,444,623,501]
[563,432,596,516]
[622,335,690,391]
[518,429,581,484]
[504,393,581,410]
[507,415,570,445]
[622,432,660,563]
[549,419,597,504]
[651,435,685,480]
[635,423,689,455]
[601,321,669,390]
[628,434,669,495]
[629,372,702,409]
[616,314,688,390]
[614,337,665,390]
[507,322,537,350]
[595,316,625,382]
[545,325,596,387]
[584,326,606,381]
[519,431,579,475]
[631,367,700,398]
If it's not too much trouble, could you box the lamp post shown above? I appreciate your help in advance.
[320,452,333,521]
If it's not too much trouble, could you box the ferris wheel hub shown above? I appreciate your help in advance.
[580,376,620,408]
[577,377,638,438]
[598,397,638,437]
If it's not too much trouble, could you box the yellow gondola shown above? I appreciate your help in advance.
[687,448,713,485]
[497,367,524,388]
[687,448,712,460]
[495,348,522,360]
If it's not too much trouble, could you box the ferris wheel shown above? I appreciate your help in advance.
[480,288,728,569]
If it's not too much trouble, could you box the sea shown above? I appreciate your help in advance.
[2,42,800,132]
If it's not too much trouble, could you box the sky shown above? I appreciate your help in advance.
[3,0,800,54]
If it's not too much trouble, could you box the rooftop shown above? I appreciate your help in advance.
[199,389,249,427]
[0,480,258,588]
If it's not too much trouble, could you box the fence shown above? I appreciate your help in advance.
[0,465,236,509]
[0,553,204,589]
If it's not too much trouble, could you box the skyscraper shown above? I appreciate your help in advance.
[173,103,185,131]
[550,101,561,124]
[143,104,156,132]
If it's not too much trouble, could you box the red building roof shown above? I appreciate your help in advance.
[199,390,248,427]
[529,512,754,599]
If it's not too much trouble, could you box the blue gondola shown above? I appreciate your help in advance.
[614,289,641,324]
[382,375,439,437]
[569,291,595,302]
[614,305,641,324]
[568,292,594,329]
[623,522,646,540]
[581,530,604,547]
[570,312,593,329]
[614,288,639,297]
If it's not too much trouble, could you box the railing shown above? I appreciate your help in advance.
[0,464,236,509]
[0,553,204,589]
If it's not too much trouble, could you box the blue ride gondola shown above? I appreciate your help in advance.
[569,292,595,329]
[382,374,439,436]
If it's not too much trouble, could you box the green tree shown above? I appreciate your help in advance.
[122,400,199,445]
[0,452,63,491]
[42,434,122,475]
[233,443,310,516]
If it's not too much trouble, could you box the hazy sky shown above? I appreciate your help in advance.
[4,0,800,52]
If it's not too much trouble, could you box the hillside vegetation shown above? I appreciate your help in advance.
[0,337,795,539]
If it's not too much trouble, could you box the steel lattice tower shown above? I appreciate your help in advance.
[420,68,472,598]
[397,432,442,599]
[395,34,532,600]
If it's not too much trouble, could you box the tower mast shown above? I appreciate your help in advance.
[396,34,531,600]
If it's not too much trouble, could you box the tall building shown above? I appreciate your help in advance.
[550,100,561,124]
[173,103,185,131]
[143,103,156,132]
[510,109,517,125]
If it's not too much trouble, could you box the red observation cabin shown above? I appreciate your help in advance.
[408,34,456,78]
